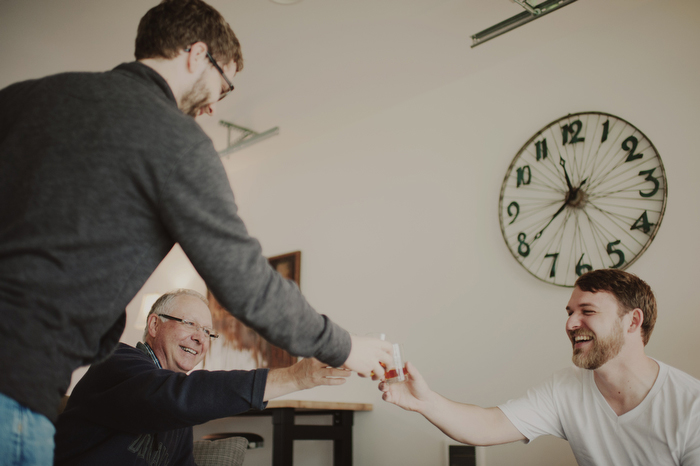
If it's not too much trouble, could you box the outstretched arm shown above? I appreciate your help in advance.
[263,358,351,401]
[380,362,525,446]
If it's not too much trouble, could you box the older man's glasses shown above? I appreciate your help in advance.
[158,314,219,340]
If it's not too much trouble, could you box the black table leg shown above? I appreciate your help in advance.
[272,408,295,466]
[333,411,353,466]
[269,408,356,466]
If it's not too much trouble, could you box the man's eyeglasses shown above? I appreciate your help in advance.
[157,313,219,340]
[184,46,234,101]
[205,51,234,101]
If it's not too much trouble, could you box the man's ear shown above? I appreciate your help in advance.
[147,313,160,339]
[627,308,644,334]
[185,41,209,73]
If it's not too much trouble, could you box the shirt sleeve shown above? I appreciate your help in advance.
[64,346,269,434]
[498,373,567,443]
[681,402,700,466]
[156,139,351,368]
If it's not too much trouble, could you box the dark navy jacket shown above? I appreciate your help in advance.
[54,343,267,466]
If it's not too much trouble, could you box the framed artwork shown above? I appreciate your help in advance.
[203,252,301,370]
[267,251,301,286]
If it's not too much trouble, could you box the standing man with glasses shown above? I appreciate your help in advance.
[0,1,393,464]
[54,289,351,466]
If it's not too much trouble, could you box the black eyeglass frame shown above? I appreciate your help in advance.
[184,46,234,101]
[157,313,219,340]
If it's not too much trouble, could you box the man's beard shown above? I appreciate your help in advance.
[179,74,211,118]
[570,318,625,370]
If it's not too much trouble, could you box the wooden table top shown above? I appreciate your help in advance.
[265,399,373,411]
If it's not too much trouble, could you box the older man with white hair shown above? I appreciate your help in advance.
[54,289,349,466]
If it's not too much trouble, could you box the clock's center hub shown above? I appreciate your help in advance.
[567,188,588,209]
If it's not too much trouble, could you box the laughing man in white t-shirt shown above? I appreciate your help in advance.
[380,269,700,466]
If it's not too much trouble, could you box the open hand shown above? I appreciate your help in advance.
[264,358,351,400]
[291,357,351,390]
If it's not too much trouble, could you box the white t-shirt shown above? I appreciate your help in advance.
[498,361,700,466]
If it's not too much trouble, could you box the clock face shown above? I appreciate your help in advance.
[499,112,667,287]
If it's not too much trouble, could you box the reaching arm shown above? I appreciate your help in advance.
[263,358,351,401]
[380,362,525,446]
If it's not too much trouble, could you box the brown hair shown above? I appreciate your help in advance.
[135,0,243,71]
[575,269,657,345]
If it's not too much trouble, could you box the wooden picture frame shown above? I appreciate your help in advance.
[267,251,301,287]
[203,251,302,370]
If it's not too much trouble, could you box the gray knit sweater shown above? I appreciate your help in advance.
[0,62,350,421]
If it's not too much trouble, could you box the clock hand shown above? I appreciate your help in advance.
[559,156,574,191]
[533,157,575,242]
[533,201,567,241]
[534,175,590,242]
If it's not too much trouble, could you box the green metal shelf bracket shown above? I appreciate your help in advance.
[471,0,578,48]
[217,120,279,156]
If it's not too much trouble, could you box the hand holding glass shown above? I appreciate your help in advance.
[384,343,408,383]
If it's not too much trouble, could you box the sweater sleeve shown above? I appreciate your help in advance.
[156,139,351,367]
[63,345,268,434]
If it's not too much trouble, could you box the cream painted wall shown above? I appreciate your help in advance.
[190,1,700,465]
[3,0,698,465]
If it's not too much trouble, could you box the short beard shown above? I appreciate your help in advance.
[571,318,625,370]
[179,73,211,118]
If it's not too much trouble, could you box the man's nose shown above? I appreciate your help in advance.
[566,313,581,331]
[190,329,205,343]
[197,104,215,117]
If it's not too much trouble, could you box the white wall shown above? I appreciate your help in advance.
[3,0,699,465]
[190,1,700,465]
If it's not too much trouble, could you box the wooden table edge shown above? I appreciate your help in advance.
[265,400,373,411]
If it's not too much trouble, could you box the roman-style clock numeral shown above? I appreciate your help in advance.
[623,135,643,162]
[576,254,593,277]
[507,201,519,225]
[638,168,660,198]
[535,139,548,161]
[561,120,585,145]
[516,165,531,187]
[601,120,610,143]
[517,232,530,257]
[499,112,666,287]
[631,211,654,234]
[545,253,559,278]
[606,240,625,268]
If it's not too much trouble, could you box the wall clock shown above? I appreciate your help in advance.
[498,111,667,287]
